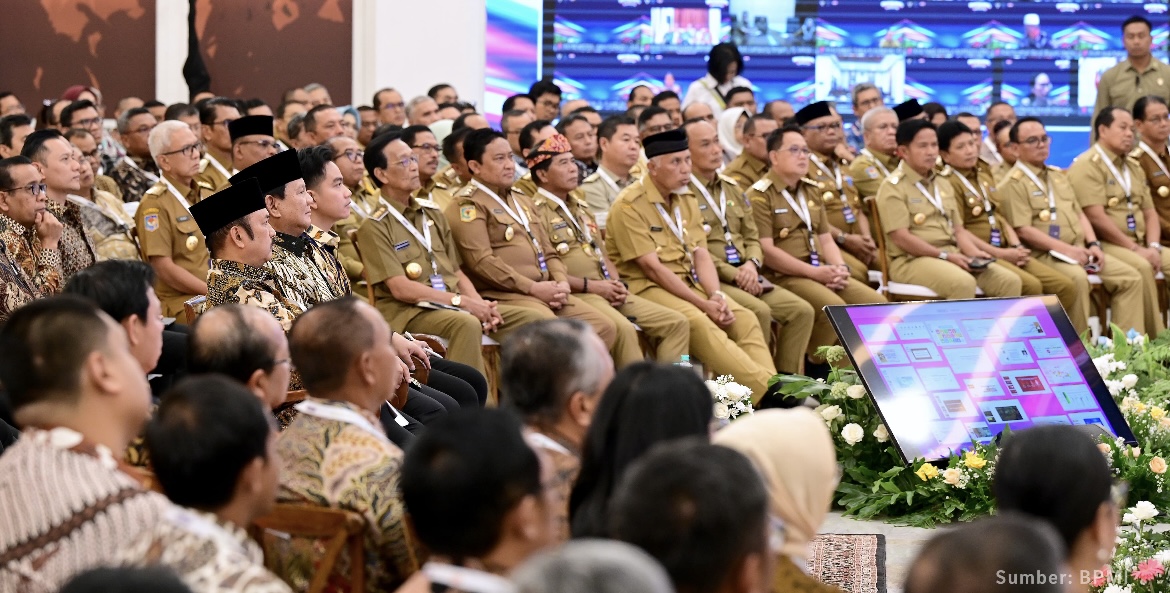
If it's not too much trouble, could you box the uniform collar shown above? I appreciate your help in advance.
[162,173,199,199]
[765,169,802,192]
[643,177,687,205]
[867,147,898,168]
[693,170,721,191]
[1019,160,1049,178]
[738,152,767,174]
[212,258,274,281]
[306,224,339,248]
[1124,57,1160,75]
[899,163,935,186]
[811,149,838,167]
[598,164,632,185]
[1095,143,1126,166]
[273,231,310,256]
[415,176,437,196]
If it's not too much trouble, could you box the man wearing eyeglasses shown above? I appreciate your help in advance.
[22,130,96,280]
[373,88,407,127]
[999,117,1147,334]
[1131,96,1170,241]
[405,125,456,212]
[229,115,279,172]
[326,135,377,287]
[1094,16,1170,123]
[1069,107,1168,336]
[0,156,63,319]
[60,100,120,173]
[108,107,160,203]
[846,84,884,154]
[722,114,776,189]
[580,115,642,232]
[798,101,875,284]
[136,121,210,319]
[196,98,242,195]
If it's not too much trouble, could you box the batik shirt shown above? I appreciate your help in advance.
[45,198,97,279]
[0,427,170,593]
[108,155,161,203]
[0,213,61,308]
[268,228,349,307]
[275,397,420,593]
[68,191,140,261]
[119,506,292,593]
[525,429,580,543]
[207,259,306,332]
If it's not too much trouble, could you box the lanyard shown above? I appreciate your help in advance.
[984,137,1003,165]
[1014,162,1057,217]
[596,167,622,195]
[1140,141,1170,179]
[655,201,687,246]
[861,149,892,177]
[164,507,248,557]
[422,563,516,593]
[162,177,192,211]
[122,156,159,183]
[473,180,543,256]
[205,153,234,179]
[809,153,844,192]
[386,202,438,274]
[691,175,733,241]
[781,187,819,255]
[537,188,585,239]
[294,400,387,442]
[1095,144,1134,208]
[954,171,998,228]
[527,432,572,456]
[915,179,952,230]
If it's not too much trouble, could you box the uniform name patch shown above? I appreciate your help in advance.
[650,226,663,232]
[394,241,411,251]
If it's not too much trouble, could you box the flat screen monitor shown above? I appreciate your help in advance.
[825,296,1136,463]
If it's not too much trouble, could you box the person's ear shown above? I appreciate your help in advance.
[468,159,482,177]
[264,194,280,217]
[566,391,595,429]
[31,161,46,175]
[307,188,320,211]
[246,368,272,406]
[358,350,378,387]
[237,456,267,499]
[84,349,121,396]
[121,315,142,348]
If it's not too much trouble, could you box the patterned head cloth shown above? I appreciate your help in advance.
[526,133,573,170]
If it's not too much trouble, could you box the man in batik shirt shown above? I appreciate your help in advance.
[0,156,62,319]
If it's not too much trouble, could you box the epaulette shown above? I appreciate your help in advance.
[1046,164,1062,172]
[718,173,739,186]
[198,158,209,173]
[582,171,600,184]
[196,180,214,191]
[455,184,476,199]
[937,165,953,177]
[1125,153,1142,165]
[532,195,546,207]
[1131,147,1145,160]
[888,172,903,185]
[799,177,819,187]
[416,198,440,210]
[144,183,166,197]
[1009,168,1024,181]
[750,177,772,192]
[433,178,451,190]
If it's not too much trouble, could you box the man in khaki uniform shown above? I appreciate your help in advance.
[1094,16,1170,116]
[136,121,210,319]
[721,114,775,188]
[580,114,643,230]
[999,117,1147,334]
[876,119,1022,299]
[748,125,885,369]
[605,129,776,397]
[357,133,546,374]
[848,107,900,201]
[527,133,690,365]
[937,120,1084,332]
[686,119,815,374]
[444,129,623,359]
[326,135,379,285]
[1132,96,1170,244]
[797,102,875,283]
[195,98,241,194]
[511,120,557,199]
[405,125,457,211]
[1069,107,1167,335]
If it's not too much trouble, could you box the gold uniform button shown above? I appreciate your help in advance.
[702,224,712,234]
[972,206,982,216]
[1039,210,1051,221]
[504,226,515,241]
[1160,186,1169,197]
[779,228,790,239]
[821,191,833,201]
[556,242,570,255]
[913,212,927,225]
[185,235,198,251]
[583,244,594,256]
[1107,197,1119,207]
[405,262,423,279]
[967,197,976,206]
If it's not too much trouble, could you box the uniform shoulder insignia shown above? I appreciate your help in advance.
[196,180,214,190]
[1130,147,1144,159]
[1009,169,1023,181]
[144,183,166,197]
[750,177,772,192]
[433,179,451,190]
[532,196,546,207]
[455,184,476,198]
[416,198,440,210]
[718,173,738,186]
[582,171,600,184]
[800,177,819,187]
[1046,164,1062,172]
[198,158,209,173]
[938,165,953,177]
[889,172,902,184]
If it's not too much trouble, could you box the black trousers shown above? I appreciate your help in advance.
[380,403,421,449]
[428,357,488,407]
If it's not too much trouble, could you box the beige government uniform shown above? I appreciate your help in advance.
[1068,145,1167,335]
[947,162,1084,331]
[808,151,869,283]
[1093,56,1170,114]
[748,172,886,365]
[721,152,768,188]
[849,148,900,245]
[512,173,538,200]
[417,172,458,213]
[876,163,1022,299]
[692,172,816,374]
[605,178,776,396]
[532,186,689,365]
[445,180,622,354]
[334,177,381,285]
[194,152,233,197]
[999,161,1146,334]
[580,165,635,230]
[1132,142,1170,243]
[135,177,209,318]
[357,195,546,374]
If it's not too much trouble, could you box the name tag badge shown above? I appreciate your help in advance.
[843,205,857,224]
[990,228,1002,247]
[1128,213,1138,232]
[1048,224,1061,239]
[650,226,663,232]
[1032,190,1044,196]
[176,215,190,223]
[430,274,447,292]
[537,252,549,273]
[725,244,742,265]
[698,203,708,210]
[774,208,788,214]
[394,241,411,251]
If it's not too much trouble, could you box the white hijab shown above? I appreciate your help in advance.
[717,107,748,163]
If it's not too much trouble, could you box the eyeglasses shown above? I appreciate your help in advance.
[643,123,676,135]
[161,141,203,158]
[239,139,280,151]
[73,117,102,130]
[1020,134,1050,147]
[777,146,812,156]
[804,121,843,132]
[210,119,237,128]
[1146,114,1170,123]
[272,357,296,372]
[390,155,419,168]
[381,102,405,111]
[128,125,155,136]
[335,149,365,163]
[411,143,441,153]
[856,97,884,110]
[0,182,46,196]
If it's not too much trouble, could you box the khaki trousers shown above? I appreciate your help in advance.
[722,283,815,375]
[774,277,887,363]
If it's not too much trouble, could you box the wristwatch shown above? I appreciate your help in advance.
[450,294,462,307]
[937,251,948,261]
[1151,242,1163,252]
[835,232,847,246]
[749,257,762,268]
[712,290,727,300]
[1087,241,1102,249]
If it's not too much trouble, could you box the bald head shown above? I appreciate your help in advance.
[288,297,379,396]
[189,305,284,383]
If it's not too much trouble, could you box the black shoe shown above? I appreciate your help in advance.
[804,359,832,381]
[756,381,806,409]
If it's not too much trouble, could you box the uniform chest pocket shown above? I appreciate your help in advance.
[549,219,575,245]
[487,209,521,244]
[391,234,426,264]
[174,217,200,235]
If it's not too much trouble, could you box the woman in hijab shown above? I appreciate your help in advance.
[713,408,845,593]
[717,107,748,164]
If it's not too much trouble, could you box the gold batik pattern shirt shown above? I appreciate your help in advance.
[46,199,96,279]
[68,191,140,262]
[108,155,160,203]
[275,398,420,593]
[0,213,62,309]
[207,259,306,332]
[268,229,348,307]
[118,507,292,593]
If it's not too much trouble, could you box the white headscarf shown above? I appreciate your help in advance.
[717,107,748,163]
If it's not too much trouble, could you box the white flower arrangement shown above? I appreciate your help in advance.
[841,423,864,445]
[1125,501,1160,525]
[706,375,753,421]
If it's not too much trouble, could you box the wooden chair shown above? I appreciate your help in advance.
[183,295,207,325]
[346,228,378,307]
[285,390,308,405]
[252,503,367,593]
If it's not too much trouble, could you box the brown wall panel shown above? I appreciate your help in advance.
[0,0,156,111]
[196,0,353,106]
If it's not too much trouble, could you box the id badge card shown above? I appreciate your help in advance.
[809,250,821,267]
[1048,224,1061,239]
[689,267,701,285]
[537,252,548,273]
[842,205,857,225]
[725,244,742,265]
[1128,213,1137,232]
[429,274,447,292]
[989,228,1002,247]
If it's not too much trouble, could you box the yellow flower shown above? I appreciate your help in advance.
[1098,443,1112,454]
[1152,407,1167,421]
[915,463,939,481]
[1152,457,1168,475]
[942,468,963,485]
[963,451,987,469]
[1136,402,1149,414]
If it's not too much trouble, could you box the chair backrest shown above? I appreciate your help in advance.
[346,228,378,306]
[183,294,208,325]
[285,390,308,405]
[866,195,892,291]
[252,503,367,593]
